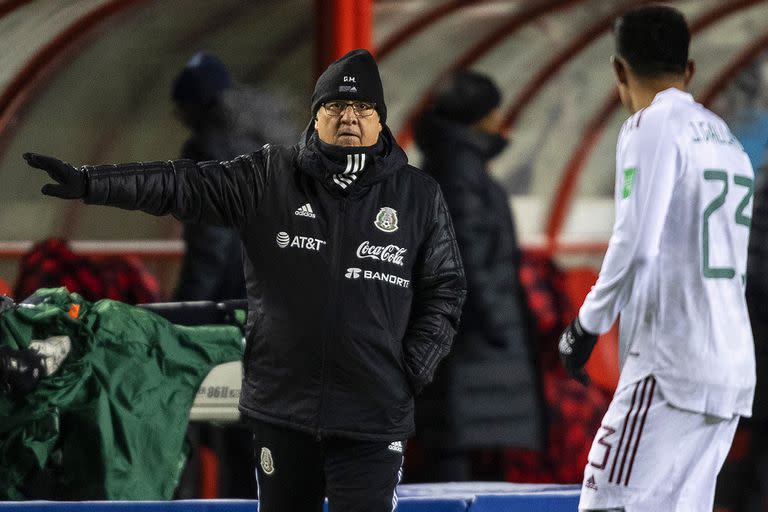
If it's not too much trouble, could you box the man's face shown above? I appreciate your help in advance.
[315,100,382,147]
[473,107,504,136]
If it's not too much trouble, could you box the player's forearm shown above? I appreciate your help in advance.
[579,232,648,334]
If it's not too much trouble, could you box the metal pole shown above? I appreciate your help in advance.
[314,0,373,79]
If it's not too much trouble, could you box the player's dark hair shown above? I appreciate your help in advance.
[614,5,690,78]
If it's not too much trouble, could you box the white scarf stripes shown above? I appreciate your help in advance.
[332,153,366,189]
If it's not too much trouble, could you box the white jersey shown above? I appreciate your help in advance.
[579,87,755,418]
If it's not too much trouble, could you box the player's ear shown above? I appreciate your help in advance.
[611,55,629,86]
[683,59,696,87]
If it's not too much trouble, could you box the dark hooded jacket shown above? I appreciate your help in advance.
[81,124,466,441]
[413,113,542,450]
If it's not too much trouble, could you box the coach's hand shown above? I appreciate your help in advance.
[558,316,598,386]
[24,153,86,199]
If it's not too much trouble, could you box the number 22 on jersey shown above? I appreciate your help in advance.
[701,169,752,280]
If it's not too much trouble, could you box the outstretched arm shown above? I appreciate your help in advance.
[24,151,269,228]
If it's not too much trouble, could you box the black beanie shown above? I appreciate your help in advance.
[311,49,386,123]
[172,52,232,106]
[431,70,501,125]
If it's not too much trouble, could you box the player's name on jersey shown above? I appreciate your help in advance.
[688,121,741,148]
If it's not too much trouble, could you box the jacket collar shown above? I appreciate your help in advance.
[297,122,408,195]
[651,87,694,106]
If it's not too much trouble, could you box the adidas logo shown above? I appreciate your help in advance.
[295,203,316,218]
[388,441,403,454]
[585,474,598,491]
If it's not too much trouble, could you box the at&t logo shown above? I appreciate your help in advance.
[276,231,326,252]
[276,232,290,248]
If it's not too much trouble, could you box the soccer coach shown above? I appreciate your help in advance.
[24,49,466,511]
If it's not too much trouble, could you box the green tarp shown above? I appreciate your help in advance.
[0,288,243,500]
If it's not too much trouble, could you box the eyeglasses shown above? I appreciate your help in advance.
[322,101,377,117]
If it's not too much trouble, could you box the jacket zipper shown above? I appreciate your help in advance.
[316,197,347,440]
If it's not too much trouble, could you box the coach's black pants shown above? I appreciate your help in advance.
[251,419,405,512]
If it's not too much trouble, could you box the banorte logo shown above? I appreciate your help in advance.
[276,232,290,248]
[344,267,409,288]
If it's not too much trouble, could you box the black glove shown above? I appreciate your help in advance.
[0,345,44,397]
[23,152,86,199]
[558,316,598,386]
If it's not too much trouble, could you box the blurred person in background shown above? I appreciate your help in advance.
[172,51,297,302]
[413,70,543,481]
[170,51,298,499]
[172,52,299,498]
[23,49,465,512]
[558,6,755,511]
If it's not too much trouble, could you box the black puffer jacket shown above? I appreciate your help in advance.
[414,113,542,450]
[82,126,466,441]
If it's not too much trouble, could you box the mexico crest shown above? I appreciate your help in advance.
[260,447,275,475]
[374,207,399,233]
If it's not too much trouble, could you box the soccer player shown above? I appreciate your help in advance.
[558,6,756,511]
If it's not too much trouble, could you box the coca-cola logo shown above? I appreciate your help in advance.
[356,241,406,266]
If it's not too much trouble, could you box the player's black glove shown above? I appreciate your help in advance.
[23,152,86,199]
[558,316,598,386]
[0,345,45,398]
